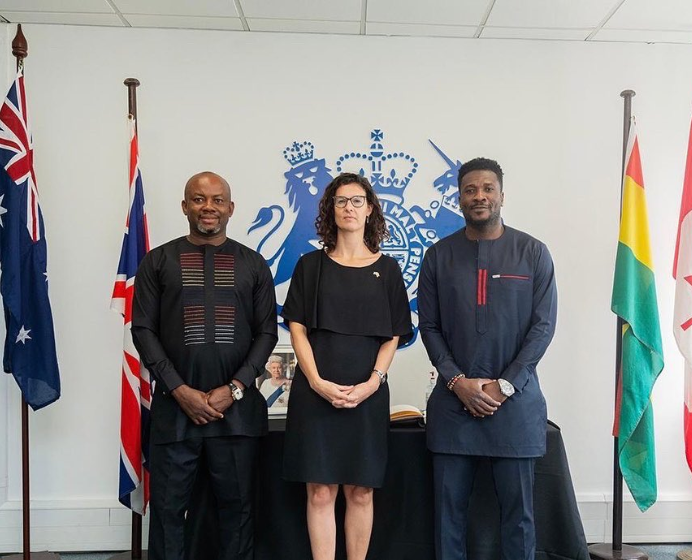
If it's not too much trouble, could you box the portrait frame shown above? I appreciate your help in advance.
[257,345,296,417]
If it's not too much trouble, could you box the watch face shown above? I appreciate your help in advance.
[232,386,244,400]
[498,379,514,397]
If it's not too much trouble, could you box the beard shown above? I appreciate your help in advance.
[196,222,221,235]
[463,206,502,229]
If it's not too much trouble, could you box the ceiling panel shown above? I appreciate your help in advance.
[240,0,361,22]
[487,0,615,28]
[481,26,591,40]
[0,0,689,43]
[0,0,113,13]
[0,11,123,25]
[367,0,489,26]
[113,0,237,18]
[247,18,360,34]
[605,0,692,31]
[125,14,243,30]
[592,28,692,43]
[367,22,476,38]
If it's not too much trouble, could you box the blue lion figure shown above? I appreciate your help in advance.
[249,142,333,287]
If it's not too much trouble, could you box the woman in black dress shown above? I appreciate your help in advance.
[281,172,412,560]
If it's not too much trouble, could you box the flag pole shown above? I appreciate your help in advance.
[1,24,61,560]
[588,91,648,560]
[110,78,147,560]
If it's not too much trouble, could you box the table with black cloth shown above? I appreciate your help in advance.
[185,419,589,560]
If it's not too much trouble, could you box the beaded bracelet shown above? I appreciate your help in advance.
[447,373,465,391]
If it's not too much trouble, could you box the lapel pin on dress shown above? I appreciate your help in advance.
[373,271,380,278]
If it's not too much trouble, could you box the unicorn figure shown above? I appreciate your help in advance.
[410,140,466,246]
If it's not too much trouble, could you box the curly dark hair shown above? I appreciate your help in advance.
[315,172,389,253]
[457,157,504,191]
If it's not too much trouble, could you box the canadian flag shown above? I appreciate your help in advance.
[673,119,692,474]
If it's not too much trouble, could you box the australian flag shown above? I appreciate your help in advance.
[0,68,60,411]
[111,116,151,514]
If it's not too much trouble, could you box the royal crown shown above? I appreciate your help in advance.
[335,129,418,205]
[283,141,315,166]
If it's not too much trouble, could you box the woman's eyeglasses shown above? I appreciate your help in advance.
[333,195,367,208]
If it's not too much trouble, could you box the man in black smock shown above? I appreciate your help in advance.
[418,157,557,560]
[132,172,277,560]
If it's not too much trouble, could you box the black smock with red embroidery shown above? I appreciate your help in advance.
[131,236,278,444]
[418,225,557,458]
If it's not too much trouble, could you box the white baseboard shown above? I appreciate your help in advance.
[0,500,149,553]
[577,493,692,543]
[0,495,691,552]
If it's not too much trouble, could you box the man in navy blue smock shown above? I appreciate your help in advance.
[418,157,557,560]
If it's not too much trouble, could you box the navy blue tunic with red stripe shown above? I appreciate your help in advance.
[418,225,557,458]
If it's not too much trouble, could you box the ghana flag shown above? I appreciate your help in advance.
[611,119,664,512]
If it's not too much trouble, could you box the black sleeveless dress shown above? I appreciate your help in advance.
[281,250,412,488]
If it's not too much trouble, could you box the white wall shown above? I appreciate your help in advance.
[1,22,692,550]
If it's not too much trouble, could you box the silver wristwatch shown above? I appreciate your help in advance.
[497,378,515,397]
[229,382,244,401]
[372,369,388,385]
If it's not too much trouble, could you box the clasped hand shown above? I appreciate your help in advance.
[452,378,505,418]
[311,376,379,409]
[172,384,234,426]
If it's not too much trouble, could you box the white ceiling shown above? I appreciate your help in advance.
[2,0,692,44]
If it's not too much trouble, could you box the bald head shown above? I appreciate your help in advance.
[181,171,235,245]
[184,171,231,200]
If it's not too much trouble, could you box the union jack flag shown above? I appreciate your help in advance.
[111,116,151,514]
[0,67,60,410]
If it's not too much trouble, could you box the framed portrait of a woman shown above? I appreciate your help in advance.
[257,346,296,416]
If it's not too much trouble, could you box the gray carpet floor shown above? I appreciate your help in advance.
[640,545,692,560]
[49,544,692,560]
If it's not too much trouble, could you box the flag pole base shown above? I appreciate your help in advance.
[1,553,61,559]
[110,552,148,560]
[588,543,648,559]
